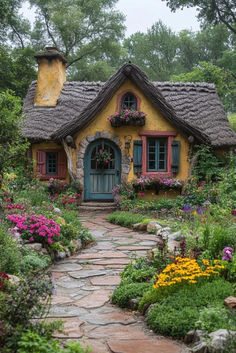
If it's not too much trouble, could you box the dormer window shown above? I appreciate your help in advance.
[121,92,137,110]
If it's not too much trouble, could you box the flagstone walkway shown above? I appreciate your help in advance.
[50,212,188,353]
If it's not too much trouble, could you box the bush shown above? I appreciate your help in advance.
[120,256,157,284]
[0,269,53,351]
[108,211,146,227]
[0,226,22,274]
[195,305,236,333]
[146,278,234,338]
[111,282,152,308]
[17,330,91,353]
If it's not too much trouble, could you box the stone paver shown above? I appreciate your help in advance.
[50,212,186,353]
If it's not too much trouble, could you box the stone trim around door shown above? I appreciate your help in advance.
[76,131,130,193]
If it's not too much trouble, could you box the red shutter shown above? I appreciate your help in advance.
[58,150,67,178]
[36,151,46,176]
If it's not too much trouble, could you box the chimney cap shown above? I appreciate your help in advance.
[34,47,67,63]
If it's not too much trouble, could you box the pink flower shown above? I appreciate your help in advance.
[29,237,34,242]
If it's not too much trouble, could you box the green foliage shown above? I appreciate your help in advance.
[0,269,53,351]
[192,145,223,181]
[120,256,157,284]
[228,113,236,131]
[172,62,236,111]
[111,282,152,308]
[108,211,146,227]
[0,90,29,179]
[17,331,91,353]
[0,226,22,274]
[124,21,179,81]
[195,305,236,333]
[162,0,236,34]
[146,278,234,338]
[19,251,51,273]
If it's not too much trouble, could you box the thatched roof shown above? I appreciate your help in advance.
[22,63,236,148]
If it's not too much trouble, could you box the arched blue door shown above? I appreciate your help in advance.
[84,139,121,200]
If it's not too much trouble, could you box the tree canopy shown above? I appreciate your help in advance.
[162,0,236,34]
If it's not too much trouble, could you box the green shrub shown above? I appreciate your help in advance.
[19,251,51,273]
[0,226,22,275]
[146,278,234,338]
[148,303,199,338]
[111,282,152,308]
[120,257,157,284]
[18,330,91,353]
[108,211,146,227]
[195,305,236,333]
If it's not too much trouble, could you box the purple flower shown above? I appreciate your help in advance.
[183,205,192,212]
[222,247,233,262]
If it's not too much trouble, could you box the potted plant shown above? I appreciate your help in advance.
[95,149,111,169]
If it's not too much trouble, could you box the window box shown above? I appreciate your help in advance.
[109,110,146,127]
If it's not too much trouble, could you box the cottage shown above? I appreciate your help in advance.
[23,47,236,202]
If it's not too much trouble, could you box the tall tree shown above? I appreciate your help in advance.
[29,0,125,68]
[124,21,179,81]
[162,0,236,34]
[171,62,236,112]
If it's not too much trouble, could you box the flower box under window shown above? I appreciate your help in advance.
[108,110,146,127]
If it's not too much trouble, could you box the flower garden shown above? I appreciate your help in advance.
[109,148,236,351]
[0,173,92,353]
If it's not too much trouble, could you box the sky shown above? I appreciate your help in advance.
[21,0,200,37]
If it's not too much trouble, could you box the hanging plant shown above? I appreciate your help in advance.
[95,149,111,168]
[108,109,146,127]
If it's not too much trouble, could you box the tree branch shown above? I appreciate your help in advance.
[212,0,236,34]
[10,24,25,49]
[41,9,58,48]
[66,48,97,68]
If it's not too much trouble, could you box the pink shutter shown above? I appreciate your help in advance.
[58,150,67,178]
[36,151,46,176]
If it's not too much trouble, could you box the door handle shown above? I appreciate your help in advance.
[116,169,120,176]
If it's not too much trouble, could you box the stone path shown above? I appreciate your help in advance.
[50,212,187,353]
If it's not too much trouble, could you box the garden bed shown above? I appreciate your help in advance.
[0,174,93,353]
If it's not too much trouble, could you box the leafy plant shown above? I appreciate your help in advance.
[146,278,234,338]
[111,282,152,308]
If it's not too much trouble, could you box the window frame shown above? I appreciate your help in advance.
[139,131,177,177]
[117,90,141,111]
[121,92,137,110]
[36,149,67,180]
[46,151,58,175]
[147,138,167,172]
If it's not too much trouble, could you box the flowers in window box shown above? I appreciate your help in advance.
[95,149,111,168]
[132,175,184,192]
[108,110,146,127]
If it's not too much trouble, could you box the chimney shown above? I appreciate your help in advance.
[34,47,67,106]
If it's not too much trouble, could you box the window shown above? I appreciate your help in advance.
[147,138,167,171]
[121,93,137,110]
[46,152,58,174]
[137,131,179,177]
[36,149,67,179]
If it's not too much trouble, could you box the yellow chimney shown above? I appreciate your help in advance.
[34,47,67,106]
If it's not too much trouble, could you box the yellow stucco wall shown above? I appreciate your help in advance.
[32,142,69,182]
[34,58,66,106]
[73,80,190,181]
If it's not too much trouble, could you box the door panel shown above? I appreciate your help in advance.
[84,139,121,200]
